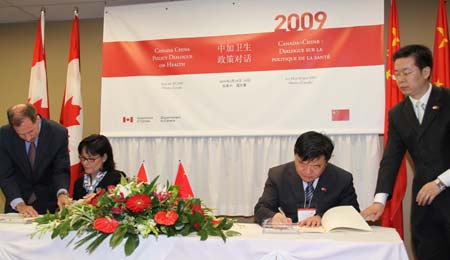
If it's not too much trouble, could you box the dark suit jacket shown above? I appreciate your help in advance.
[0,117,70,214]
[375,86,450,226]
[73,170,126,200]
[254,161,359,224]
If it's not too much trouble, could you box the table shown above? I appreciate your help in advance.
[0,222,408,260]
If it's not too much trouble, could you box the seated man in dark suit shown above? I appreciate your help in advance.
[0,104,70,217]
[254,131,359,226]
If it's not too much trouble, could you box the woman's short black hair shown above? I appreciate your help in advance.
[78,134,115,172]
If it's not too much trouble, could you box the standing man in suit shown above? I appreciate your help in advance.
[0,104,70,217]
[254,131,359,226]
[361,45,450,260]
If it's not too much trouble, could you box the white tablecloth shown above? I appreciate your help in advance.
[0,223,408,260]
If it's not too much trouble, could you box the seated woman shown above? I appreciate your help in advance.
[73,134,126,200]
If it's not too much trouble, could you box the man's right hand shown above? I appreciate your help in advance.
[269,212,292,225]
[360,202,385,222]
[16,202,39,218]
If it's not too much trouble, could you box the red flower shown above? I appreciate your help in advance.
[90,197,98,207]
[191,204,204,215]
[112,206,125,215]
[89,189,106,207]
[211,218,221,227]
[126,194,151,213]
[112,192,126,203]
[127,194,152,213]
[93,217,119,233]
[193,222,201,230]
[154,210,179,226]
[107,185,116,192]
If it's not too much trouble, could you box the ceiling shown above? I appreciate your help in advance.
[0,0,173,23]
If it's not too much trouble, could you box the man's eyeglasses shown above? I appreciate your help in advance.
[79,156,100,163]
[392,70,416,81]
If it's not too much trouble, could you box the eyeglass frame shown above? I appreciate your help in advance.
[392,69,418,81]
[78,156,101,163]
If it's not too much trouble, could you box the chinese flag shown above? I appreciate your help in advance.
[331,109,350,121]
[432,0,450,88]
[28,10,50,118]
[175,162,194,198]
[381,0,407,239]
[60,11,83,196]
[136,161,149,183]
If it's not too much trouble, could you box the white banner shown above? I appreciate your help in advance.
[101,0,384,137]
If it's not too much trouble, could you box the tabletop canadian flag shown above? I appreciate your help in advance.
[60,11,83,196]
[175,162,194,198]
[28,9,50,118]
[432,0,450,88]
[381,0,407,239]
[136,161,149,183]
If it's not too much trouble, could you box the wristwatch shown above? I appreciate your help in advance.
[435,178,447,191]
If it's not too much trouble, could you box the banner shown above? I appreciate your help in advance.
[101,0,384,136]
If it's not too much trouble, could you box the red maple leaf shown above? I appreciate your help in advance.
[60,97,81,127]
[29,98,50,119]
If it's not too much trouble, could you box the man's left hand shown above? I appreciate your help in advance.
[416,181,441,206]
[298,215,322,227]
[57,193,70,209]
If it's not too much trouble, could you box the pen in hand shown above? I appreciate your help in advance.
[274,206,292,225]
[278,207,286,217]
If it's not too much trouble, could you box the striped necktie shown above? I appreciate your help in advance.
[305,181,314,206]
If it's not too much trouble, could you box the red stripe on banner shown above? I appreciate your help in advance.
[102,25,383,77]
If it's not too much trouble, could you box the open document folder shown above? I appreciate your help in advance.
[298,205,372,233]
[263,205,372,233]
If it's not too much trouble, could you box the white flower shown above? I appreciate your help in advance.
[155,183,167,193]
[116,183,132,198]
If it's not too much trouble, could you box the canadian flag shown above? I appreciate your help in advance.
[175,162,194,198]
[60,11,83,196]
[28,9,50,118]
[136,161,149,183]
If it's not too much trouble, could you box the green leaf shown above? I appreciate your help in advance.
[177,200,186,212]
[51,228,60,239]
[74,232,99,250]
[225,230,241,237]
[180,225,191,236]
[110,225,128,249]
[221,218,234,230]
[124,234,140,256]
[148,176,160,189]
[207,228,221,237]
[86,233,109,254]
[199,229,208,241]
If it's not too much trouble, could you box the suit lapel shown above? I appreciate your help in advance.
[313,165,332,205]
[418,86,442,139]
[286,162,304,203]
[8,128,33,179]
[34,118,51,179]
[401,98,421,133]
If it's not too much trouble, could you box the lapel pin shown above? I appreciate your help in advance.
[321,187,327,192]
[432,105,440,110]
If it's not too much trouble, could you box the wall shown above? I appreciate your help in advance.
[0,19,103,136]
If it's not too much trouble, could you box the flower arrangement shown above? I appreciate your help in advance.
[32,177,239,256]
